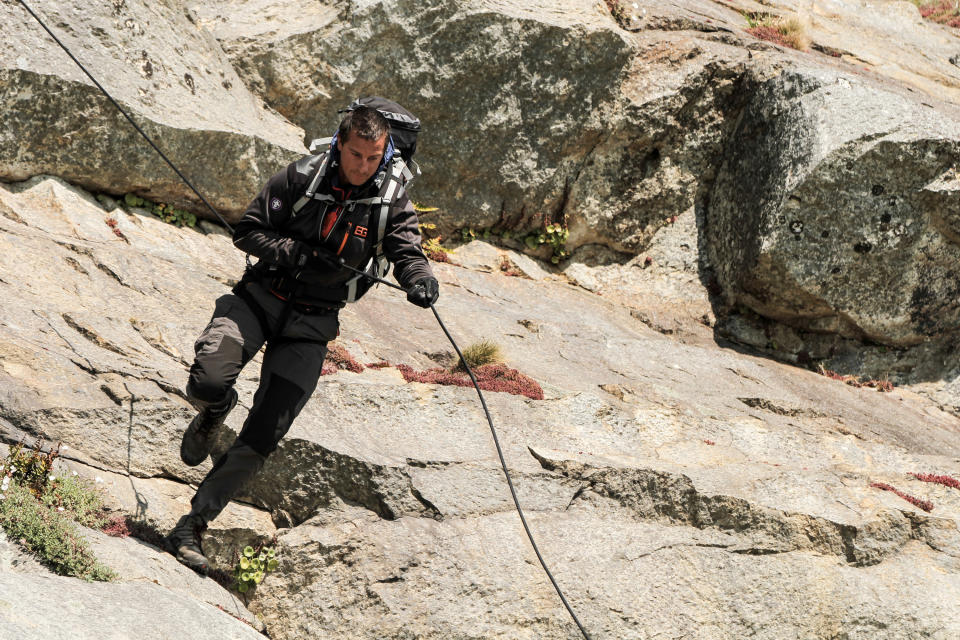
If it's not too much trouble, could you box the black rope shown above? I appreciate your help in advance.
[19,3,591,637]
[336,265,591,640]
[429,302,592,640]
[16,0,235,234]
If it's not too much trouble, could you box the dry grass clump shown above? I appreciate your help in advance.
[453,339,504,373]
[747,15,811,51]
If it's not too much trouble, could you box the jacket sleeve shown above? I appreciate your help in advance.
[383,192,434,290]
[232,163,310,269]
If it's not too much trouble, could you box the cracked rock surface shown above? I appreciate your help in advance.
[0,176,958,638]
[3,0,960,636]
[0,0,305,218]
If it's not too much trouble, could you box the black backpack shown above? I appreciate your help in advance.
[307,96,421,171]
[341,96,420,164]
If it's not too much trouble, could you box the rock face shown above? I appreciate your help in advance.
[0,529,266,639]
[3,0,960,638]
[0,0,305,218]
[707,63,960,348]
[0,177,959,639]
[186,0,755,255]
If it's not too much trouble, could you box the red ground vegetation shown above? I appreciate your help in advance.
[747,25,793,47]
[919,1,960,26]
[104,217,127,240]
[102,514,130,538]
[910,472,960,490]
[870,482,934,512]
[395,363,544,400]
[817,366,893,392]
[426,248,452,263]
[499,257,524,278]
[322,343,365,375]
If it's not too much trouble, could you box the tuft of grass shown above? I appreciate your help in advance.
[0,479,116,581]
[1,439,115,581]
[453,339,504,373]
[746,14,811,51]
[43,473,109,529]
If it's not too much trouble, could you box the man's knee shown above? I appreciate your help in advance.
[185,374,232,408]
[188,314,250,407]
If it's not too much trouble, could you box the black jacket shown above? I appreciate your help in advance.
[233,153,433,305]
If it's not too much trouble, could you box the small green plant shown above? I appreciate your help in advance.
[123,193,197,227]
[234,542,279,594]
[0,441,114,581]
[523,223,570,264]
[459,219,570,264]
[413,203,439,215]
[453,339,504,373]
[4,438,58,497]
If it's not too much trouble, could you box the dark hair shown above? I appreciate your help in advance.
[338,105,389,144]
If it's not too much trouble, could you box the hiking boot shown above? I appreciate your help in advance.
[164,513,209,575]
[180,388,238,467]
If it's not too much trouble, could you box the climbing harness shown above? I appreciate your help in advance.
[15,2,591,637]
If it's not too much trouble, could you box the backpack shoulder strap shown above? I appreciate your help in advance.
[370,157,408,258]
[292,149,333,215]
[340,158,409,303]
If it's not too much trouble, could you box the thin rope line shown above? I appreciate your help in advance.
[16,0,235,233]
[18,3,591,635]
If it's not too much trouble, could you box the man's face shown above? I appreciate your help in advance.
[337,132,387,187]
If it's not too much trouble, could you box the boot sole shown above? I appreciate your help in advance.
[164,535,209,576]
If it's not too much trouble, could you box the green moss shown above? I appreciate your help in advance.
[122,193,197,228]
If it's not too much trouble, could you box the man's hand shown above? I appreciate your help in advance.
[297,244,340,271]
[406,276,439,308]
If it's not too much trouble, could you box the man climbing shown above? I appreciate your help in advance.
[164,102,439,573]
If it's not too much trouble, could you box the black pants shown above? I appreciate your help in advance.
[185,280,339,523]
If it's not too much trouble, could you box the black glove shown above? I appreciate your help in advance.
[296,244,340,271]
[406,276,439,308]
